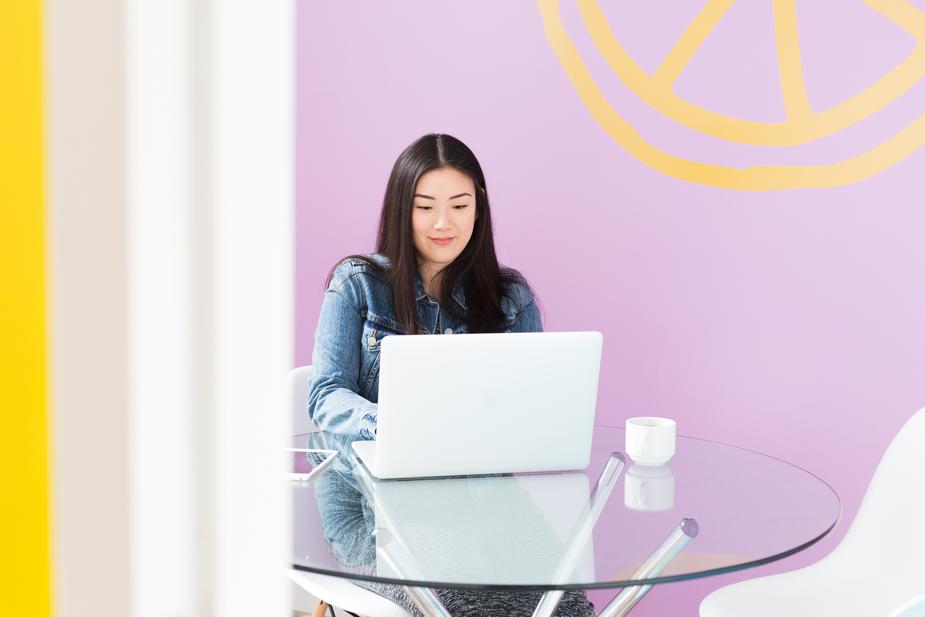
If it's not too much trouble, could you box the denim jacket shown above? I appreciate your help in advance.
[307,254,542,438]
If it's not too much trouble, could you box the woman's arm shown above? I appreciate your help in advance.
[308,269,378,439]
[509,296,543,333]
[506,275,543,333]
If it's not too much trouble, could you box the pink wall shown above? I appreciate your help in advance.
[297,2,925,613]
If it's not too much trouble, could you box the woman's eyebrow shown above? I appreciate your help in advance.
[412,192,471,200]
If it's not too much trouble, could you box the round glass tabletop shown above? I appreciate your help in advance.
[289,426,840,591]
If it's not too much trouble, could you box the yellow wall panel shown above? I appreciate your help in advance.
[0,0,51,615]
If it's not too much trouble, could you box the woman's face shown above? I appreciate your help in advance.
[411,166,478,276]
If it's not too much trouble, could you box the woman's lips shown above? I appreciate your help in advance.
[429,237,454,246]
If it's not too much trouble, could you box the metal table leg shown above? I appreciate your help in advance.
[356,452,682,617]
[531,453,627,617]
[388,508,695,617]
[597,518,699,617]
[402,584,454,617]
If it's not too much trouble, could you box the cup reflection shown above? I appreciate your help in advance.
[624,463,675,511]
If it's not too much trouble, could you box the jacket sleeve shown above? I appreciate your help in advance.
[307,267,378,439]
[508,281,544,333]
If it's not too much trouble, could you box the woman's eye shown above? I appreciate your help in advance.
[415,205,433,210]
[452,204,469,209]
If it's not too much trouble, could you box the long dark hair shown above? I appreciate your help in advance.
[334,133,525,334]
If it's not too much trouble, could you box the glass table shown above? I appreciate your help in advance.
[289,426,840,617]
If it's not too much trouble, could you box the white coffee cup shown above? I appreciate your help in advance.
[624,463,675,511]
[625,417,676,466]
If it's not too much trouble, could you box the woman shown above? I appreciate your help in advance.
[308,133,543,437]
[307,134,593,616]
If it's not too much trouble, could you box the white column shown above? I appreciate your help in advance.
[125,0,200,613]
[50,0,293,614]
[210,0,294,615]
[47,1,131,615]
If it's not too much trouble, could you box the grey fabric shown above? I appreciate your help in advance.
[360,581,595,617]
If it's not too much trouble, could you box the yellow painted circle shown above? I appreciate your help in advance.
[539,0,925,190]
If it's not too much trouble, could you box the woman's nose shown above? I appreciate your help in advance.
[434,210,450,229]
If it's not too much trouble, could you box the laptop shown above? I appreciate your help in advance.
[351,331,602,479]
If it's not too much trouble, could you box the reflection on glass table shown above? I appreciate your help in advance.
[289,426,840,617]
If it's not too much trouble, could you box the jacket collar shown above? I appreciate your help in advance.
[414,271,467,310]
[450,283,468,310]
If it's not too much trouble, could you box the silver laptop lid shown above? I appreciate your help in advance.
[372,331,602,478]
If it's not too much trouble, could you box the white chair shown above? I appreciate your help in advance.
[890,593,925,617]
[288,364,317,435]
[286,365,412,617]
[288,569,411,617]
[701,407,925,617]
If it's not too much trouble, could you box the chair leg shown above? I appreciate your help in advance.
[310,600,330,617]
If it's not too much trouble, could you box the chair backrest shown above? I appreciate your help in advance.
[889,593,925,617]
[287,365,315,435]
[831,407,925,576]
